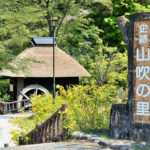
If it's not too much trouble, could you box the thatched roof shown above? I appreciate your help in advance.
[0,46,90,78]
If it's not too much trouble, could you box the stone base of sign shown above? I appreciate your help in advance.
[110,104,150,142]
[110,104,129,139]
[130,122,150,142]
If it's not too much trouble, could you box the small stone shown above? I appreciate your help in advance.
[134,143,145,150]
[94,139,101,143]
[90,137,102,143]
[85,134,93,140]
[110,144,125,150]
[79,132,84,138]
[81,134,88,140]
[120,145,131,150]
[4,143,9,148]
[98,139,110,147]
[72,131,81,136]
[91,137,100,141]
[72,131,84,140]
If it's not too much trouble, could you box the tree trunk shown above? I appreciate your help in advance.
[116,15,129,43]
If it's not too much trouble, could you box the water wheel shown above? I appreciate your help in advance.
[17,84,49,110]
[18,84,49,100]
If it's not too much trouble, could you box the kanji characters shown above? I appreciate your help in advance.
[136,84,150,97]
[136,47,150,61]
[136,66,150,80]
[139,35,148,44]
[140,24,148,33]
[136,102,150,116]
[135,23,150,118]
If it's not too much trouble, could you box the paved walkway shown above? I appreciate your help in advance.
[0,112,32,149]
[0,113,112,150]
[0,114,16,148]
[0,141,111,150]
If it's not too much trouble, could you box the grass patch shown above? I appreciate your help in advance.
[146,146,150,150]
[131,146,142,150]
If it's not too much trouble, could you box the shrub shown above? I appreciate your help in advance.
[10,84,121,144]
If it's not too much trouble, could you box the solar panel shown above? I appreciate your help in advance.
[30,37,56,46]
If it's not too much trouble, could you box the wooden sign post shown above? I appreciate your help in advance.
[134,20,150,123]
[110,12,150,141]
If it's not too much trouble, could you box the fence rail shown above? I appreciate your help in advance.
[0,99,31,114]
[19,104,68,145]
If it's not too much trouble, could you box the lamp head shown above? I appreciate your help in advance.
[49,19,58,27]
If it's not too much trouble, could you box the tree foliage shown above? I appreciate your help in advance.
[88,0,150,52]
[0,0,150,100]
[4,0,150,141]
[10,84,121,144]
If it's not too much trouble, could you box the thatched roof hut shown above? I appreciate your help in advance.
[0,46,90,78]
[0,37,90,101]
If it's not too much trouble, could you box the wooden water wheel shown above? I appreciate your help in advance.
[18,84,49,100]
[17,84,49,109]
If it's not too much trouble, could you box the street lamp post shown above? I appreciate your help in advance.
[49,19,58,101]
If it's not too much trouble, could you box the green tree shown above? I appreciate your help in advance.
[0,0,149,95]
[88,0,150,52]
[136,0,150,6]
[0,0,90,99]
[0,0,88,69]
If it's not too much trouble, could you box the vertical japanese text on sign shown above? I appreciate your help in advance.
[134,21,150,123]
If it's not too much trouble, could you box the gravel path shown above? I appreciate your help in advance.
[0,114,16,148]
[0,112,32,149]
[0,113,112,150]
[0,140,111,150]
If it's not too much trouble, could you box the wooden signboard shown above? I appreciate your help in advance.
[134,20,150,123]
[110,13,150,140]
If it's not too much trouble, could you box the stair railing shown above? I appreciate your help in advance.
[0,99,31,114]
[19,104,68,145]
